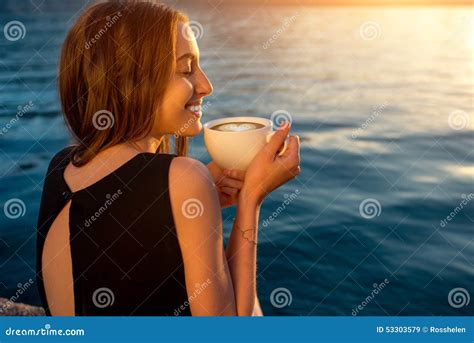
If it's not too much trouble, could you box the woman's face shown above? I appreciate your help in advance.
[154,22,213,137]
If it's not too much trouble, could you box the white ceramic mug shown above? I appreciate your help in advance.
[203,116,288,171]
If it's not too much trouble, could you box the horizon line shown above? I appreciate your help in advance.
[173,0,473,6]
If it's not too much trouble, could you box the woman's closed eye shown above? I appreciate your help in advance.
[179,69,193,77]
[177,62,194,77]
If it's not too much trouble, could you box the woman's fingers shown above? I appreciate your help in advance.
[224,169,245,181]
[221,186,238,196]
[218,177,244,190]
[280,135,299,159]
[264,122,291,157]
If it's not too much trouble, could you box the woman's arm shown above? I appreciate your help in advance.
[170,157,262,316]
[225,122,300,315]
[206,163,264,315]
[225,190,261,315]
[206,163,264,314]
[169,157,241,315]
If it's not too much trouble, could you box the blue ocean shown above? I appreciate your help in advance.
[0,1,472,315]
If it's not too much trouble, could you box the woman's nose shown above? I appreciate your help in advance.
[195,69,213,97]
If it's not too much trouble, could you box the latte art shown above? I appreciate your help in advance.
[211,122,265,132]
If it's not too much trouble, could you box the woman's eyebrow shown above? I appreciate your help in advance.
[177,53,196,62]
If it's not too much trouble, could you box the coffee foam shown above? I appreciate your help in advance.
[214,122,261,132]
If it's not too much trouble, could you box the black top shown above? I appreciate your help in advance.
[36,146,191,316]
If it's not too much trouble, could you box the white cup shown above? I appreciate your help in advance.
[203,116,288,171]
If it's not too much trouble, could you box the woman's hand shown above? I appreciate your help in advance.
[240,122,300,205]
[207,161,245,208]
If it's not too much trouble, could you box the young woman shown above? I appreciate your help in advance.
[36,1,300,316]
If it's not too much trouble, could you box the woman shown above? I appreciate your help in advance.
[36,0,300,316]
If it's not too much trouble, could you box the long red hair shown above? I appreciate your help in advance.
[59,1,189,166]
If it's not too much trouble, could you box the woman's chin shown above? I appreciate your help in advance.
[175,123,202,137]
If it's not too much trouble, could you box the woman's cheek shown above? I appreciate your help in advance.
[177,77,194,102]
[163,79,192,110]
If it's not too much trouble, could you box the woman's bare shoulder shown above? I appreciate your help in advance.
[169,156,215,192]
[168,156,220,228]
